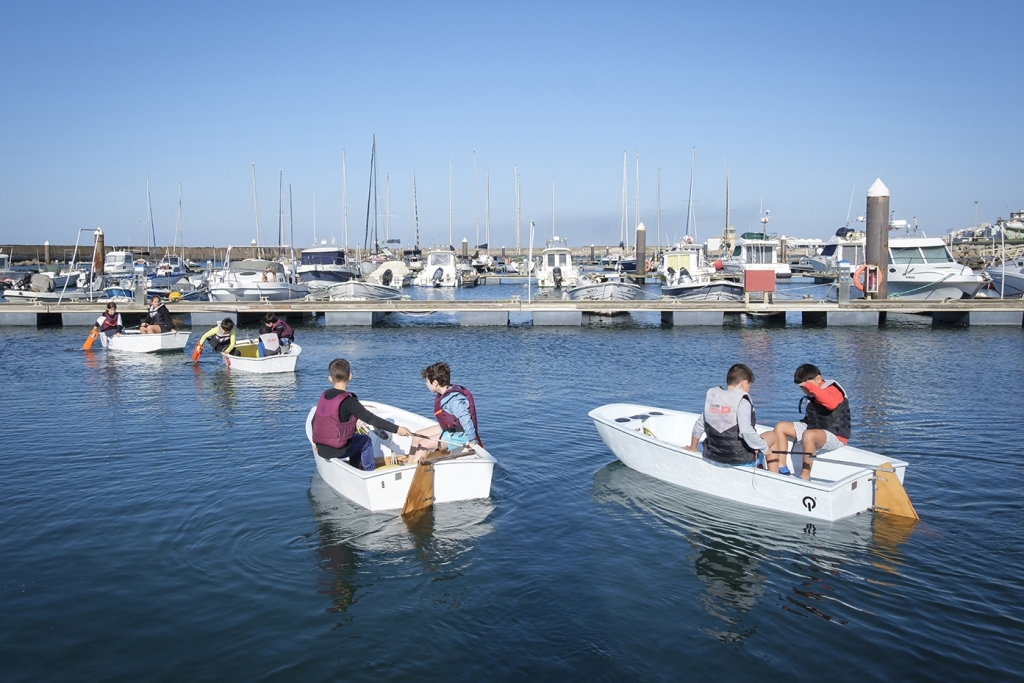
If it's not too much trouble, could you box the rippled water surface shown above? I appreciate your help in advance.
[2,313,1023,682]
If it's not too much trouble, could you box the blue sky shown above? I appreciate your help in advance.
[0,1,1020,250]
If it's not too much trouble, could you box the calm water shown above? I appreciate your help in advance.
[1,312,1023,682]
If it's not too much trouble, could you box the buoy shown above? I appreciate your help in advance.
[853,264,867,291]
[713,260,724,270]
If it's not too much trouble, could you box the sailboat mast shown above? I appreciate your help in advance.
[685,148,695,239]
[385,173,391,243]
[278,171,284,256]
[175,183,182,260]
[413,170,420,249]
[656,168,661,251]
[342,149,348,249]
[146,176,155,256]
[473,150,479,250]
[448,156,453,248]
[514,165,520,252]
[363,136,375,255]
[620,151,627,247]
[551,176,555,240]
[251,163,262,258]
[635,149,640,238]
[289,184,294,253]
[485,166,490,254]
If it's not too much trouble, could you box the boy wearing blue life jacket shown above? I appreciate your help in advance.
[409,362,481,462]
[311,358,412,471]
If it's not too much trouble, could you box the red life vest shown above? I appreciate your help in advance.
[99,311,120,332]
[433,385,481,444]
[271,319,294,341]
[312,390,357,449]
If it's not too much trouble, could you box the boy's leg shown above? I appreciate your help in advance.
[769,422,797,472]
[409,425,442,461]
[799,429,829,480]
[346,434,376,471]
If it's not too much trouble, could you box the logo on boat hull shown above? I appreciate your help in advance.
[802,496,816,512]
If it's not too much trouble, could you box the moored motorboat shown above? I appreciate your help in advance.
[589,403,911,522]
[222,340,301,373]
[327,280,404,301]
[100,330,190,353]
[565,272,644,301]
[306,402,495,512]
[986,257,1024,298]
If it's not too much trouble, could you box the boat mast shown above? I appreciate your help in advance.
[656,168,661,251]
[175,183,183,261]
[635,149,641,251]
[514,165,520,252]
[620,151,627,248]
[485,166,490,254]
[473,149,479,250]
[146,176,155,257]
[342,149,348,249]
[685,147,695,240]
[278,171,284,257]
[363,136,377,256]
[413,170,420,249]
[385,173,391,244]
[551,176,555,240]
[448,156,453,248]
[251,163,262,259]
[289,184,294,254]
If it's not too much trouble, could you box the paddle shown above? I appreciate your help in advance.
[401,447,477,517]
[190,341,204,363]
[772,450,918,520]
[82,327,100,350]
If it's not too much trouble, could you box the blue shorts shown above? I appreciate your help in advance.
[738,452,766,468]
[441,431,470,447]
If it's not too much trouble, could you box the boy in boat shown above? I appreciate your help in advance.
[686,363,779,468]
[197,318,239,356]
[409,362,480,462]
[771,364,850,480]
[139,295,174,334]
[311,358,412,471]
[94,302,123,338]
[257,313,294,357]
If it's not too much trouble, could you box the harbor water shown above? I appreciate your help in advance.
[1,316,1022,681]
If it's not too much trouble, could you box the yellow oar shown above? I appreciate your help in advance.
[82,328,100,350]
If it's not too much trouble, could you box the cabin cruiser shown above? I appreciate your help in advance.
[807,228,865,274]
[104,251,136,277]
[886,237,986,299]
[721,232,792,279]
[208,258,309,301]
[413,249,459,287]
[659,242,743,301]
[565,270,643,301]
[536,243,580,288]
[148,255,187,288]
[366,260,414,288]
[987,257,1024,298]
[296,245,359,286]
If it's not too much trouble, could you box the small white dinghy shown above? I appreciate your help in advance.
[589,403,914,522]
[306,402,496,512]
[222,340,302,374]
[100,330,190,353]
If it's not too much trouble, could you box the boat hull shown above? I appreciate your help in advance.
[589,403,908,522]
[101,330,190,353]
[306,403,495,512]
[222,341,301,373]
[328,281,403,300]
[887,273,986,300]
[565,282,644,301]
[208,283,309,302]
[661,280,743,301]
[985,267,1024,298]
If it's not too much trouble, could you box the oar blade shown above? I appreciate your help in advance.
[873,462,919,520]
[402,462,436,517]
[190,342,203,363]
[82,328,99,350]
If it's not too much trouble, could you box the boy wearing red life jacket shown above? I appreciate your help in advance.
[409,362,481,462]
[772,363,852,480]
[311,358,412,471]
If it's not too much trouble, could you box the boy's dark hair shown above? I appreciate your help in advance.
[794,364,821,384]
[105,302,117,311]
[726,363,754,386]
[422,362,451,386]
[263,313,277,324]
[329,358,351,382]
[221,318,235,331]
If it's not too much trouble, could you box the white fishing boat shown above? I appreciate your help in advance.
[808,228,865,274]
[327,280,404,301]
[104,251,136,277]
[565,271,644,301]
[100,330,190,353]
[659,242,743,301]
[986,257,1024,298]
[305,402,496,512]
[366,260,413,288]
[722,232,792,279]
[536,240,580,288]
[589,403,911,522]
[208,258,309,302]
[413,250,459,287]
[222,340,302,373]
[296,245,360,286]
[887,237,987,299]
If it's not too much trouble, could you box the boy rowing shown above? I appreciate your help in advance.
[409,362,481,462]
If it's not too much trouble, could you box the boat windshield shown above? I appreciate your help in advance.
[839,245,864,264]
[889,247,925,264]
[920,246,953,263]
[429,253,452,266]
[745,245,775,264]
[301,251,345,266]
[821,244,837,257]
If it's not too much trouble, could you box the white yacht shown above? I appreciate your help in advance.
[658,241,743,301]
[987,257,1024,298]
[413,250,459,287]
[886,237,986,299]
[536,243,580,288]
[208,258,309,302]
[104,251,135,277]
[296,245,359,287]
[721,232,792,279]
[807,229,866,273]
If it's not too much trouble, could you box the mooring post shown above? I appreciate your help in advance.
[92,229,104,285]
[866,179,890,299]
[43,241,50,265]
[462,238,468,258]
[635,223,647,283]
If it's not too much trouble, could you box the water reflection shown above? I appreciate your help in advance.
[307,474,495,615]
[591,462,916,641]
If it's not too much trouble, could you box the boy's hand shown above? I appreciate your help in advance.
[396,426,411,437]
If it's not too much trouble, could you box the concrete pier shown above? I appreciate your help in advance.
[324,311,386,326]
[533,310,584,326]
[802,311,881,326]
[460,311,510,326]
[932,310,1024,326]
[661,311,726,326]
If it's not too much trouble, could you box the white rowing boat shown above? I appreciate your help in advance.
[100,330,190,353]
[589,403,911,521]
[222,340,302,374]
[306,402,495,512]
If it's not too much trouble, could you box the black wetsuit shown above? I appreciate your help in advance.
[145,304,173,332]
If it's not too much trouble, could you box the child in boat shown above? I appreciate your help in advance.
[771,364,851,480]
[139,295,174,334]
[94,302,123,338]
[409,362,481,462]
[197,318,239,356]
[686,363,778,468]
[311,358,412,471]
[257,313,294,357]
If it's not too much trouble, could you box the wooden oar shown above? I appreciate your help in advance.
[82,328,100,350]
[190,341,204,363]
[773,450,918,520]
[401,447,476,517]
